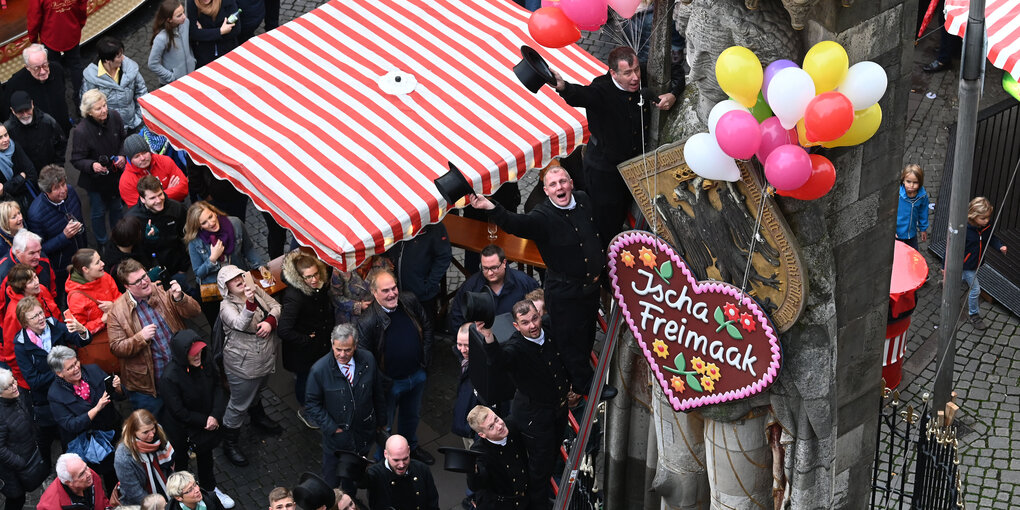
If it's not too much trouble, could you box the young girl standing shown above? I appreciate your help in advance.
[148,0,198,86]
[962,197,1007,330]
[895,164,930,250]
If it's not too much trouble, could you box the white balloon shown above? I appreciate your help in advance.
[837,61,888,110]
[766,67,815,129]
[683,132,741,182]
[708,100,749,134]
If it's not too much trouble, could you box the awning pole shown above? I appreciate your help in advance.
[933,0,985,414]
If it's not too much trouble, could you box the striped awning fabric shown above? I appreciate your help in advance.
[945,0,1020,80]
[139,0,606,270]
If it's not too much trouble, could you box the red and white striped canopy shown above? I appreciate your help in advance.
[139,0,605,270]
[945,0,1020,80]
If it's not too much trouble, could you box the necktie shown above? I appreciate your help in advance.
[341,364,353,383]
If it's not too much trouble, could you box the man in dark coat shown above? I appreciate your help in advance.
[386,222,452,325]
[447,244,539,332]
[364,434,439,510]
[552,46,678,247]
[159,330,228,497]
[466,406,528,510]
[478,300,570,510]
[357,268,434,465]
[125,176,190,281]
[0,124,39,214]
[27,164,87,303]
[3,45,72,133]
[4,91,66,171]
[469,167,609,398]
[304,323,384,493]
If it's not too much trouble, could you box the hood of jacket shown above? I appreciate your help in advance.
[899,185,928,201]
[281,249,328,297]
[170,329,206,367]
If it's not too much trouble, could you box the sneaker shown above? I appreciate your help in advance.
[411,446,435,465]
[297,408,320,430]
[213,487,236,509]
[969,314,987,331]
[922,59,948,73]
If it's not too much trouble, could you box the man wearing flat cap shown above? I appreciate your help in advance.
[4,90,66,171]
[466,406,528,510]
[364,435,439,510]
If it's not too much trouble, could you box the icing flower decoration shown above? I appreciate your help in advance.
[670,376,685,393]
[690,356,707,374]
[638,246,657,268]
[739,312,756,332]
[652,339,669,358]
[704,363,721,381]
[620,250,636,268]
[700,376,715,392]
[722,303,740,321]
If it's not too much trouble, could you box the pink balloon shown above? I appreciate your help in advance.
[559,0,608,31]
[757,116,798,163]
[541,0,560,7]
[762,60,797,104]
[607,0,642,18]
[714,110,761,160]
[764,144,812,191]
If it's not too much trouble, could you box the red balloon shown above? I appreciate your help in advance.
[778,154,836,200]
[803,91,854,143]
[528,7,581,48]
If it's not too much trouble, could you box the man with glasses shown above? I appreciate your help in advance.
[108,258,201,414]
[447,244,539,332]
[3,44,72,133]
[37,453,110,510]
[27,0,88,101]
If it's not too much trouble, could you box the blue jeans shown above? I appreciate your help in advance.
[127,390,164,416]
[961,269,980,316]
[379,368,427,455]
[86,191,124,246]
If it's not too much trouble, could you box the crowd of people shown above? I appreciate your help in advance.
[0,0,678,507]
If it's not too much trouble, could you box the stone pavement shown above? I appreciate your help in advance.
[4,3,1017,509]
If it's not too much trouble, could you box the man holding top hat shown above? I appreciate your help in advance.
[465,405,528,510]
[304,323,384,493]
[291,473,334,510]
[364,434,439,510]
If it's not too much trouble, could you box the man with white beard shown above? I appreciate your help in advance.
[4,90,66,171]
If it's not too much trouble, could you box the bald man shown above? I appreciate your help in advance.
[364,435,439,510]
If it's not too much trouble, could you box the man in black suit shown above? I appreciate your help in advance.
[466,406,528,510]
[364,435,439,510]
[477,300,570,510]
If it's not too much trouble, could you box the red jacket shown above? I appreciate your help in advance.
[27,0,88,52]
[37,469,109,510]
[119,153,189,207]
[65,271,122,335]
[1,285,60,388]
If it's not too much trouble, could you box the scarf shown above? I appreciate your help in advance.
[197,215,236,263]
[195,0,222,20]
[73,379,91,401]
[136,436,174,496]
[0,141,15,181]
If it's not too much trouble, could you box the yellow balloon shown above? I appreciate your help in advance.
[715,46,763,108]
[796,119,823,147]
[822,103,882,148]
[802,41,848,93]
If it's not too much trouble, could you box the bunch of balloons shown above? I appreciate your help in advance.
[528,0,643,48]
[683,41,888,200]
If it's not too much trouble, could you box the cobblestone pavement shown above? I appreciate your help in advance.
[4,3,1016,509]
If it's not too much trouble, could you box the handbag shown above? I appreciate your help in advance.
[16,448,48,490]
[66,429,115,464]
[67,290,118,375]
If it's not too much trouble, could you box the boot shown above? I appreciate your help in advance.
[221,427,249,466]
[249,399,283,435]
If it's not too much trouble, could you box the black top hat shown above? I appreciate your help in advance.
[463,291,495,329]
[333,450,370,481]
[514,46,557,94]
[293,472,334,510]
[437,447,484,473]
[434,161,474,205]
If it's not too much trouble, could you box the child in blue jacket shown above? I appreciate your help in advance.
[896,164,930,250]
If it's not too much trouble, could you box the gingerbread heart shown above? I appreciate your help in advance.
[608,231,783,411]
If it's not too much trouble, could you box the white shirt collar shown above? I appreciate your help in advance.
[523,329,545,346]
[549,195,576,210]
[486,436,508,446]
[336,358,356,373]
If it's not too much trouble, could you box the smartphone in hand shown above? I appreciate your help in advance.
[104,375,115,396]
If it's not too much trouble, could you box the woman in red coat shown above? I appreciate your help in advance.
[0,264,60,388]
[65,248,121,336]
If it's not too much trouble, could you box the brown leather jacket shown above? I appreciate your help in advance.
[108,287,201,396]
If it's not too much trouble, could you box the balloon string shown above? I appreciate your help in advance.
[739,173,769,298]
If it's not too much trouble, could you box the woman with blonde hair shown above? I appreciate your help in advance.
[69,89,127,249]
[184,201,262,287]
[114,409,175,504]
[0,201,23,260]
